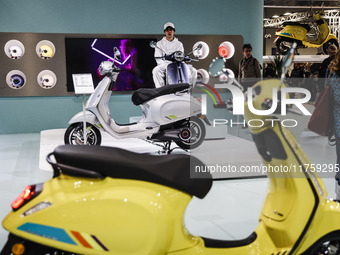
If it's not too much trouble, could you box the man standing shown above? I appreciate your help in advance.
[152,22,196,88]
[238,43,262,89]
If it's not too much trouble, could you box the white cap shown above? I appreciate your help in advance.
[164,22,175,31]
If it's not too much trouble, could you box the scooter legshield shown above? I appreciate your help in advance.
[2,175,198,255]
[167,62,191,85]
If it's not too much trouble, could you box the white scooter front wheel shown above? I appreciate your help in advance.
[64,122,101,145]
[175,116,206,150]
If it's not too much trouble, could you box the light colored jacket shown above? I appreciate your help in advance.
[154,37,184,65]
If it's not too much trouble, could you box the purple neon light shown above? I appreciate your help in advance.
[91,39,131,65]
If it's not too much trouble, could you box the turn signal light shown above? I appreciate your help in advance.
[12,243,25,255]
[11,185,36,211]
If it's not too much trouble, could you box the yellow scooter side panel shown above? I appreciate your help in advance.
[276,26,308,41]
[2,176,198,255]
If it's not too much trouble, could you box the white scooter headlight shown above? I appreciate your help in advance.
[174,51,185,62]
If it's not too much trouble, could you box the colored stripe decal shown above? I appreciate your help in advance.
[202,83,223,106]
[17,223,76,245]
[200,88,217,105]
[71,230,92,248]
[92,235,109,251]
[82,233,102,250]
[168,115,178,119]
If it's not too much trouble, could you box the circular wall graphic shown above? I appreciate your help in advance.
[36,40,56,59]
[219,68,235,85]
[218,41,235,59]
[37,70,57,89]
[6,70,26,89]
[4,40,25,59]
[197,68,210,85]
[192,41,210,60]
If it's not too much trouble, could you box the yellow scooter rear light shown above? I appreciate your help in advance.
[11,243,25,255]
[11,185,36,211]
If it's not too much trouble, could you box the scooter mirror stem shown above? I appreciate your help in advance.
[187,44,202,57]
[150,41,167,55]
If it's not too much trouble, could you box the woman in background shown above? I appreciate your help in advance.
[326,49,340,200]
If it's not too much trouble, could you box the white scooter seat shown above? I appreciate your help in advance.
[131,83,190,106]
[51,145,212,199]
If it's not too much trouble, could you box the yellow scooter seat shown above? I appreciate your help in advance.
[283,22,311,32]
[51,145,212,198]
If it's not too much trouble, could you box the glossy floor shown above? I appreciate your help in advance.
[0,130,336,247]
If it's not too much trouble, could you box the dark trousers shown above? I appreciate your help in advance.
[336,138,340,182]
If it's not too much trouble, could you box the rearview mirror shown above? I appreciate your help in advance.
[150,41,157,48]
[113,47,121,61]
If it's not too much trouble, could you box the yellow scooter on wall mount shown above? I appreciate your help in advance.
[2,46,340,254]
[274,11,339,54]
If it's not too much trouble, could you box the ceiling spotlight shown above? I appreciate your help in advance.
[284,12,291,15]
[272,15,279,18]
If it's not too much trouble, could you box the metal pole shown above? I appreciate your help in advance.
[82,94,87,145]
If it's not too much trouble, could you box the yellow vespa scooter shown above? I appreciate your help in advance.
[2,47,340,255]
[275,11,339,54]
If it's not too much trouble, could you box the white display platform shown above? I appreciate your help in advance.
[263,55,328,63]
[39,129,163,171]
[39,129,263,179]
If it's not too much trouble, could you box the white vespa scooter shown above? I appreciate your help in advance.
[64,48,206,152]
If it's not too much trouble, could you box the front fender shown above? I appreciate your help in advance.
[68,111,97,125]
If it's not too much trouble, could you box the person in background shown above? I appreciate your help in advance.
[152,22,197,88]
[238,43,262,89]
[326,49,340,200]
[290,63,304,79]
[319,44,338,79]
[316,44,338,99]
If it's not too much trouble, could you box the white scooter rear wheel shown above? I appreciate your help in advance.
[175,116,206,150]
[64,122,101,145]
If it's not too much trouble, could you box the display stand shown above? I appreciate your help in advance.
[72,74,95,145]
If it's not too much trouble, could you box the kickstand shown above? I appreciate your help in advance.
[159,141,176,154]
[143,139,187,154]
[163,141,173,154]
[162,141,189,154]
